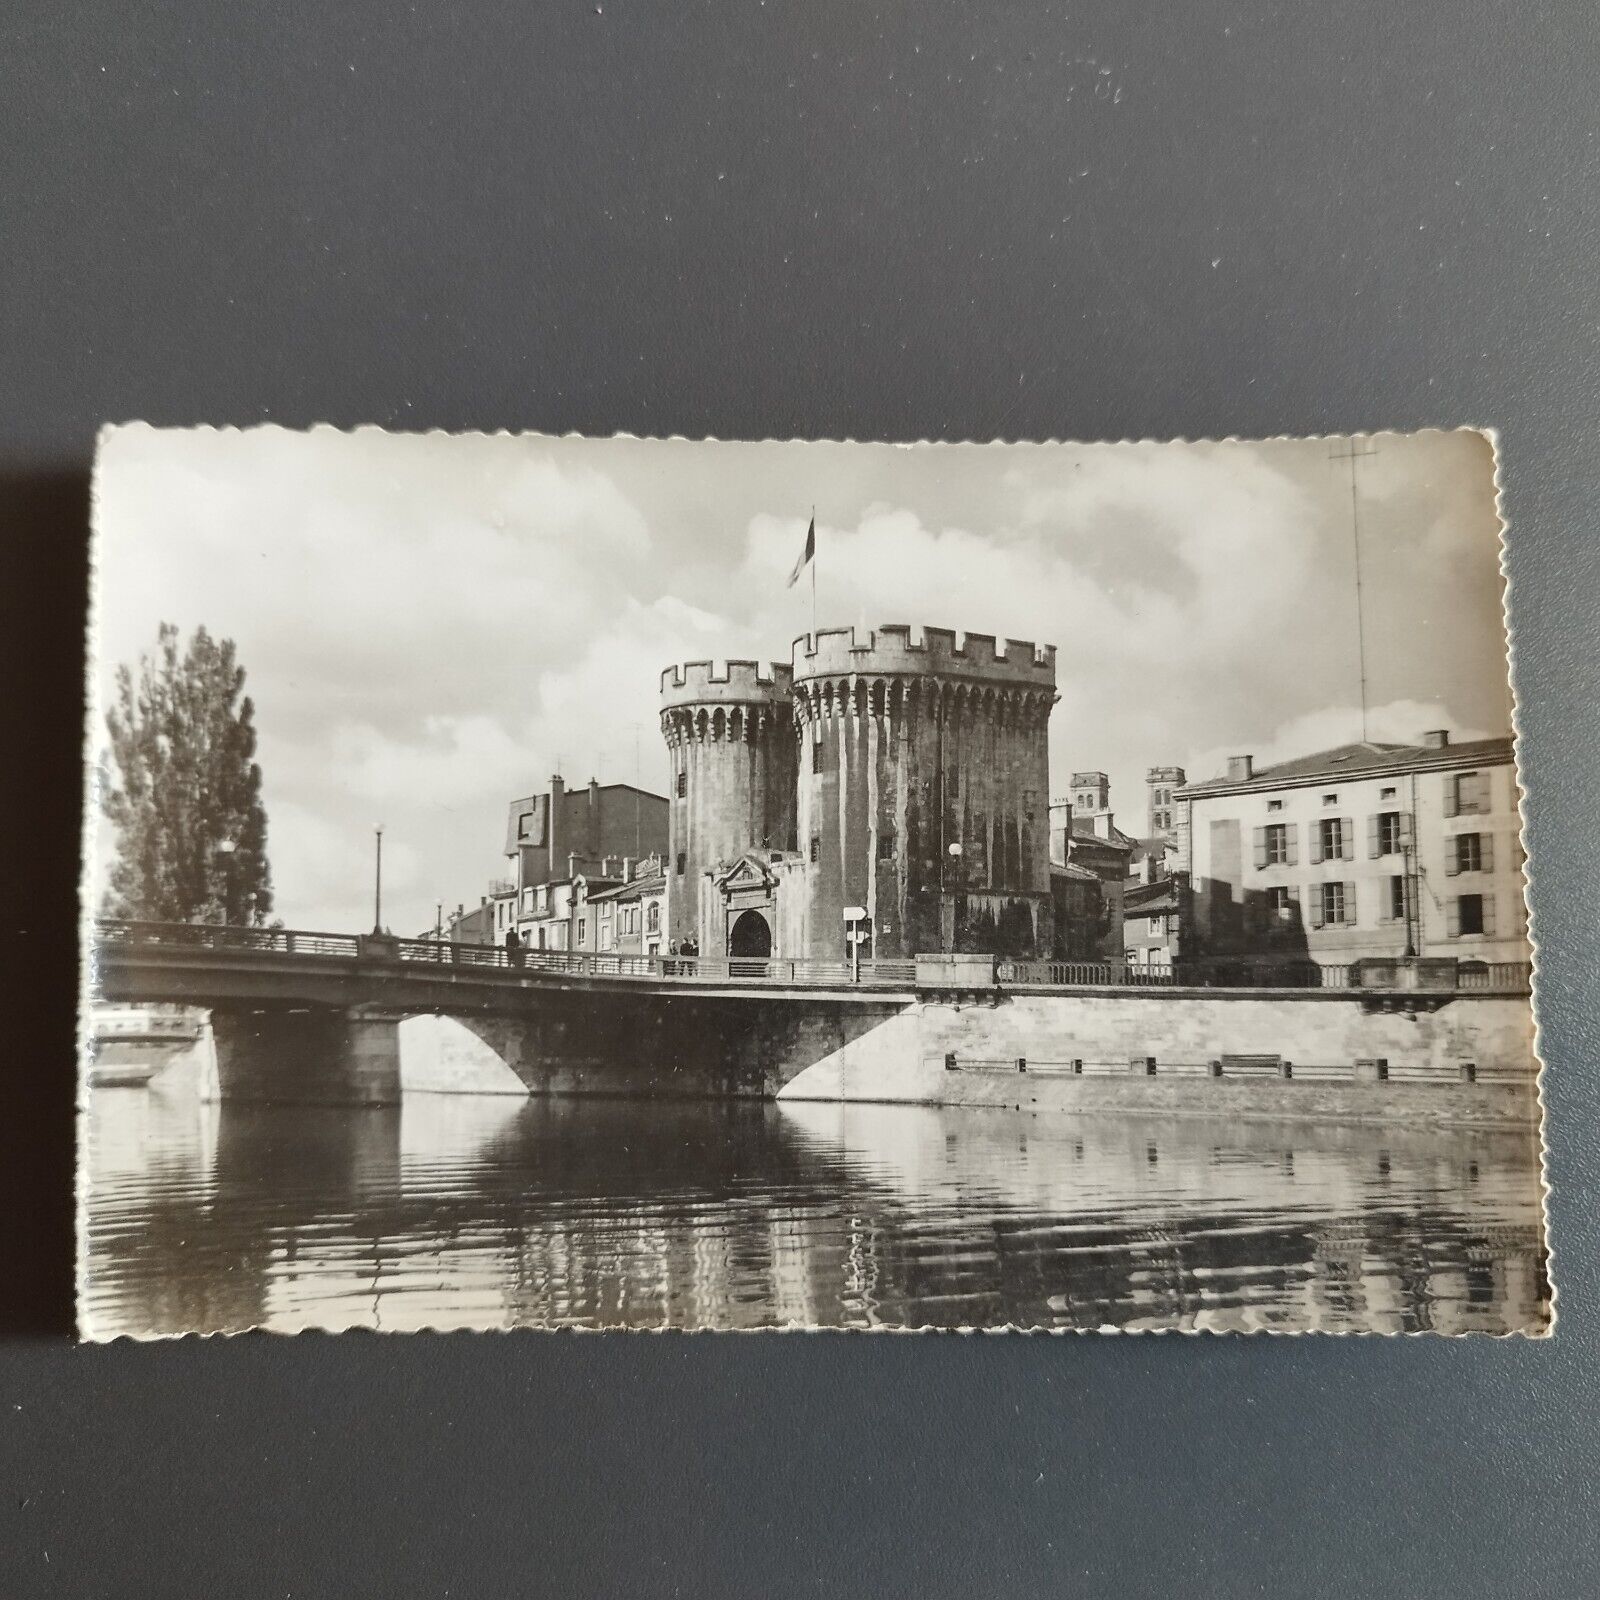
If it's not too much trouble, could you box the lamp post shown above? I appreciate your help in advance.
[373,824,385,935]
[213,837,237,926]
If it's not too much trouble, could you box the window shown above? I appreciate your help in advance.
[1380,786,1397,801]
[1319,817,1346,860]
[1450,771,1489,815]
[1322,792,1338,806]
[1454,832,1484,873]
[1267,886,1296,922]
[1456,893,1485,936]
[675,852,686,876]
[1253,823,1296,869]
[647,902,660,932]
[1320,881,1347,925]
[877,824,896,860]
[809,835,821,864]
[676,770,687,798]
[1267,798,1284,812]
[1387,876,1407,921]
[577,918,587,946]
[811,739,824,773]
[1377,811,1403,855]
[1147,915,1163,935]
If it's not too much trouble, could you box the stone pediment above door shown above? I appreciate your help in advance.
[712,852,781,894]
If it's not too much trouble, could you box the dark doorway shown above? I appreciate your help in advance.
[729,909,773,958]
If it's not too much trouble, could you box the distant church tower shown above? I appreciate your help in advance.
[1146,765,1186,842]
[1070,770,1110,817]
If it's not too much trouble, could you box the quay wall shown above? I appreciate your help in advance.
[777,991,1539,1130]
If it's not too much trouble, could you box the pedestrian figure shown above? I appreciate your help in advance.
[505,927,523,967]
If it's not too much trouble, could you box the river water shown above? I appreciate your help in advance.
[79,1087,1550,1338]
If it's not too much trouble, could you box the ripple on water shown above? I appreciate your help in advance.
[78,1089,1550,1338]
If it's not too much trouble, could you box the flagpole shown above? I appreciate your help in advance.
[811,505,817,638]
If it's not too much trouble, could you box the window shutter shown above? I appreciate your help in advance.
[1446,897,1461,938]
[1286,825,1299,866]
[1482,895,1497,937]
[1481,834,1494,873]
[1310,825,1324,866]
[1445,840,1459,877]
[1253,826,1267,870]
[1309,887,1325,929]
[1400,811,1414,848]
[1340,819,1354,861]
[1444,774,1458,818]
[1367,815,1380,859]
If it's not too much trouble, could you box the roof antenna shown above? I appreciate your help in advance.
[1330,438,1379,743]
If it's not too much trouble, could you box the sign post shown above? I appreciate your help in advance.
[843,906,868,982]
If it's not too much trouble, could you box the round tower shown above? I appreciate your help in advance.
[791,625,1058,960]
[659,660,797,949]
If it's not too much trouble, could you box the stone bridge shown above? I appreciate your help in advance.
[93,921,922,1104]
[91,921,1536,1115]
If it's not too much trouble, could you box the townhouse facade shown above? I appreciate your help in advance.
[1177,731,1528,965]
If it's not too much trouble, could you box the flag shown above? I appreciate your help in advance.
[786,516,815,588]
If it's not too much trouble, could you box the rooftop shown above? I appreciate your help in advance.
[587,874,667,903]
[1125,879,1181,916]
[1179,735,1514,798]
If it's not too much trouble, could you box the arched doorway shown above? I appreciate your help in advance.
[728,908,773,958]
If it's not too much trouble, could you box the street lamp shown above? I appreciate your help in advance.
[213,837,237,925]
[373,824,385,935]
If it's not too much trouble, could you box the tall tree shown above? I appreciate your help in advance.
[102,623,275,925]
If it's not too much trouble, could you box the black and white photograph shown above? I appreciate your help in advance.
[80,424,1546,1338]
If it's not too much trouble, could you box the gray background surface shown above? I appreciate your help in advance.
[3,3,1596,1595]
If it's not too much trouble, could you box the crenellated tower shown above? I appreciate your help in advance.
[659,660,798,948]
[790,625,1058,960]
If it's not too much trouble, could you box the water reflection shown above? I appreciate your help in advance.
[80,1088,1549,1338]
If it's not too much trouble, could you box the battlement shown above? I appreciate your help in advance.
[659,658,795,709]
[791,624,1056,686]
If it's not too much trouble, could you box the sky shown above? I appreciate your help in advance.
[87,425,1513,935]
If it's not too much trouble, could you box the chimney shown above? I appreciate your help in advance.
[548,774,564,870]
[1227,755,1254,782]
[1421,729,1450,749]
[623,855,635,882]
[1094,812,1114,839]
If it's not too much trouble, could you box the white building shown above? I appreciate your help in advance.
[1176,731,1528,965]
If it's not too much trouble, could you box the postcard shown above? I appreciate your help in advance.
[80,426,1547,1336]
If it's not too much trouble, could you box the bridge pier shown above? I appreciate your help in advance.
[210,1006,403,1106]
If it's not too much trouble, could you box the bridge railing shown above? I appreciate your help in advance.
[1000,957,1532,994]
[392,937,918,987]
[93,922,1529,996]
[94,922,918,988]
[95,919,363,959]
